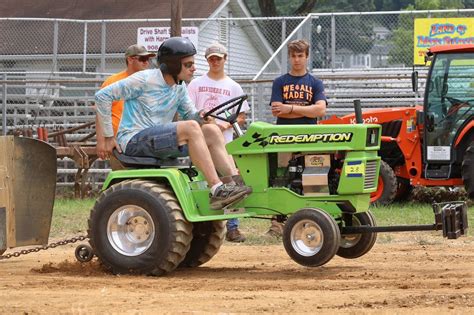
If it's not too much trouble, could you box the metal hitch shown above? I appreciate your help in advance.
[341,201,468,239]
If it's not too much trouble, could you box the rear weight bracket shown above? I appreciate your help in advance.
[341,202,468,239]
[433,201,469,239]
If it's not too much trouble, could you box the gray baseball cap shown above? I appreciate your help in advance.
[125,44,156,58]
[205,42,227,59]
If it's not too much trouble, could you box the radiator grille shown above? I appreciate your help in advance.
[364,160,378,190]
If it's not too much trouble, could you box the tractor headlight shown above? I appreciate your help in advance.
[366,127,379,147]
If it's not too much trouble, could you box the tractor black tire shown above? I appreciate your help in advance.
[88,179,192,276]
[179,220,225,268]
[371,160,397,206]
[394,178,413,202]
[283,208,341,267]
[462,141,474,199]
[337,211,377,259]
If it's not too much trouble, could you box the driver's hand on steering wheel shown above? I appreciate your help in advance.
[217,122,231,131]
[199,110,215,124]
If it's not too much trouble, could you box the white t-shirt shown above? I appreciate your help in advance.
[187,74,250,143]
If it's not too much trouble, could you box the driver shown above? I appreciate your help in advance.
[95,37,251,210]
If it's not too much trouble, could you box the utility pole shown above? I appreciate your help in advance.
[170,0,183,37]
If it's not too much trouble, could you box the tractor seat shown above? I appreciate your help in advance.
[113,149,191,169]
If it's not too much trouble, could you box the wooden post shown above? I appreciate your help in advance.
[170,0,183,37]
[0,136,16,247]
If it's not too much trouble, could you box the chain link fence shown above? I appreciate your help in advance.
[0,9,472,193]
[1,9,472,76]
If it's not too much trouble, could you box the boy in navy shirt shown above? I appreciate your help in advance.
[267,39,327,236]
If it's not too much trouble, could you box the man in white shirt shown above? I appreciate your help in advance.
[188,42,250,242]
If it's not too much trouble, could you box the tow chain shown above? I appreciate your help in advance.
[0,235,87,260]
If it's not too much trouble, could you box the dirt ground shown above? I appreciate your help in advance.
[1,234,473,314]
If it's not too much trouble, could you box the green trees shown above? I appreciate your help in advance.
[387,0,466,66]
[242,0,470,67]
[243,0,471,17]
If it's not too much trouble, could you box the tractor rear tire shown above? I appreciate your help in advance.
[337,211,377,259]
[462,142,474,199]
[370,160,397,206]
[88,179,192,276]
[283,208,340,267]
[179,220,225,268]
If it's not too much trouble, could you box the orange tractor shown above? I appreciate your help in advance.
[322,44,474,205]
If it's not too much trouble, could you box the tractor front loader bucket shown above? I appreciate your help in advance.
[0,136,56,252]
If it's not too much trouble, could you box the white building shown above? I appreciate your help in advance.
[0,0,274,76]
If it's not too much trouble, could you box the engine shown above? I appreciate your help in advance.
[269,153,340,196]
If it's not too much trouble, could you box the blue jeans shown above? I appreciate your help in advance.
[226,218,240,231]
[125,123,189,158]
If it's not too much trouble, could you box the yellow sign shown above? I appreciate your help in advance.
[345,163,365,176]
[413,18,474,65]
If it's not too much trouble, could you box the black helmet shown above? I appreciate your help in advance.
[157,37,196,83]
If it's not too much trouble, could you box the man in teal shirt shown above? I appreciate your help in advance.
[95,37,251,210]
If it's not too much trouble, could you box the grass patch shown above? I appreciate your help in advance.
[50,198,473,244]
[50,198,95,238]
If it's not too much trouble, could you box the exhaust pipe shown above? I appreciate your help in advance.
[354,99,363,124]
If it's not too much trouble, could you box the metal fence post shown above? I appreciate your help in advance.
[305,17,312,69]
[2,74,7,135]
[83,22,88,73]
[101,21,106,73]
[250,82,255,123]
[331,15,336,70]
[52,20,59,72]
[257,83,264,122]
[227,17,230,74]
[281,18,287,74]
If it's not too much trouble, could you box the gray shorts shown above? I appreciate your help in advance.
[124,123,189,159]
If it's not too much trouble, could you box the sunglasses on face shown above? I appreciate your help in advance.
[132,56,150,62]
[182,61,195,69]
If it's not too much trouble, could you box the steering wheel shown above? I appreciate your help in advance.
[445,96,465,106]
[203,94,248,124]
[437,98,473,126]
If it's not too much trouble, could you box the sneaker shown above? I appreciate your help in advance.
[210,183,252,210]
[265,220,284,238]
[226,229,246,243]
[231,174,245,186]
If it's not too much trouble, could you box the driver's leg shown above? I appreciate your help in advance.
[176,120,221,186]
[177,120,252,209]
[201,124,237,176]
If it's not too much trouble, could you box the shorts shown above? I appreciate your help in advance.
[124,123,189,159]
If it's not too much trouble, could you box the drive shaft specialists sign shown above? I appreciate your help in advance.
[137,27,198,52]
[414,17,473,65]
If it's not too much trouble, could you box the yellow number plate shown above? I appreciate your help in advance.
[345,163,365,175]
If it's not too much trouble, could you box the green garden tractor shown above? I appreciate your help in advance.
[84,96,468,276]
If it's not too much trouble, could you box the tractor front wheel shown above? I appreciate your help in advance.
[462,141,474,199]
[337,211,377,259]
[179,220,225,268]
[370,160,397,206]
[283,208,340,267]
[88,179,193,276]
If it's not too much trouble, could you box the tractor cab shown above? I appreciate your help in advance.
[422,45,474,179]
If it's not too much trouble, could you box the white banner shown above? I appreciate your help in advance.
[137,27,199,52]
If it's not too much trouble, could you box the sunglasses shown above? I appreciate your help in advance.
[132,56,150,62]
[182,61,195,69]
